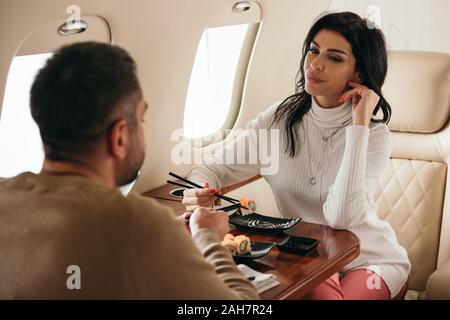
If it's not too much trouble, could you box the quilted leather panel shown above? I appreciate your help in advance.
[374,159,447,291]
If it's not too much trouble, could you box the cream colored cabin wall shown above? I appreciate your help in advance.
[133,0,330,193]
[329,0,450,54]
[0,0,330,194]
[227,178,282,218]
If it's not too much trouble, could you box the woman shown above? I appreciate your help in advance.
[182,12,411,300]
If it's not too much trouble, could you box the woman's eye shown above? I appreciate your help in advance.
[309,48,319,54]
[329,56,342,62]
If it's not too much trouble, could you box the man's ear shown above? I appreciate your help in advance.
[109,118,129,160]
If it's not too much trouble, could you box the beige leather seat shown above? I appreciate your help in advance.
[373,51,450,299]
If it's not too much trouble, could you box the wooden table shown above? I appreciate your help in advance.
[143,183,360,300]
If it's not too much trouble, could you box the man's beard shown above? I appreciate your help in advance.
[116,141,145,187]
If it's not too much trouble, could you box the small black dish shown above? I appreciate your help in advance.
[232,241,276,262]
[169,188,186,199]
[277,235,319,256]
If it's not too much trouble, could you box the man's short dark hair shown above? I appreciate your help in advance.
[30,41,140,161]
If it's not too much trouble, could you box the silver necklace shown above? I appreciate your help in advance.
[309,117,351,150]
[302,120,326,186]
[302,118,349,186]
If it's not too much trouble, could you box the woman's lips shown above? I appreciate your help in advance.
[306,73,326,84]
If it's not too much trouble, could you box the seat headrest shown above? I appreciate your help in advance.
[383,51,450,133]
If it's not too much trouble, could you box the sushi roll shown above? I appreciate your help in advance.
[247,201,257,213]
[223,233,235,242]
[240,198,257,213]
[221,239,237,255]
[234,235,252,255]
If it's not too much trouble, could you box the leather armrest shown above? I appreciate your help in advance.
[426,260,450,299]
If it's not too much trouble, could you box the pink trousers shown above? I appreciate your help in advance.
[304,270,394,300]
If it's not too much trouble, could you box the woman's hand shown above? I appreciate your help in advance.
[339,82,380,127]
[182,182,221,218]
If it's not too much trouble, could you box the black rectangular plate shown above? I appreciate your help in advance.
[228,211,301,234]
[277,235,319,256]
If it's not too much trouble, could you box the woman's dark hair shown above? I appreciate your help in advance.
[272,11,392,157]
[30,41,140,161]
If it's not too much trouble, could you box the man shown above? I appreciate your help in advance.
[0,42,258,299]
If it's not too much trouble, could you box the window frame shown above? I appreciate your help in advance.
[182,0,261,147]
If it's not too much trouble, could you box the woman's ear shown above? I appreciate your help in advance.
[352,72,363,84]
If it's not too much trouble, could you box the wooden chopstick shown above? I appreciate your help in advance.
[168,172,245,207]
[168,172,203,188]
[214,202,242,213]
[178,202,241,221]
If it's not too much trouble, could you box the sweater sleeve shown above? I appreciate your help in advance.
[124,195,259,300]
[322,124,393,230]
[188,103,281,189]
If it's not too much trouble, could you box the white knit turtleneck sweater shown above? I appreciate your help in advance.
[189,98,411,298]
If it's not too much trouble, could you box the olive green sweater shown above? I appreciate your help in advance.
[0,172,258,300]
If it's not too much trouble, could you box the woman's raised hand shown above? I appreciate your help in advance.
[339,82,380,127]
[182,182,221,218]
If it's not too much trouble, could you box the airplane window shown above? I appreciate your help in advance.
[0,53,52,178]
[184,23,250,139]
